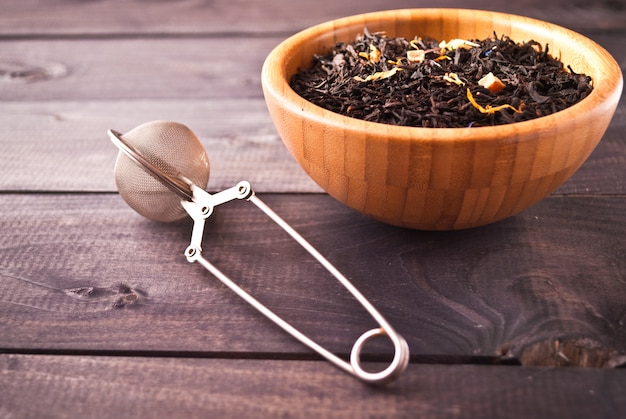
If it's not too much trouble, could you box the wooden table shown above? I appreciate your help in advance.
[1,1,625,417]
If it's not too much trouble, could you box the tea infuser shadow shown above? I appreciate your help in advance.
[109,120,409,384]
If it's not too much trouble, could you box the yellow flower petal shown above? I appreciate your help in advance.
[443,72,465,86]
[368,44,381,63]
[358,45,382,63]
[466,89,523,115]
[439,39,481,51]
[353,67,401,82]
[409,39,421,50]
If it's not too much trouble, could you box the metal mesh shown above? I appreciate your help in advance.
[114,121,210,222]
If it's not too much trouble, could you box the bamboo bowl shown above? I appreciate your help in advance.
[261,9,622,230]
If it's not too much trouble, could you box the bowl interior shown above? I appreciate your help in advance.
[262,9,622,229]
[271,8,622,139]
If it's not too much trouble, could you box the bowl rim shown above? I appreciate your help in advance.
[262,8,623,142]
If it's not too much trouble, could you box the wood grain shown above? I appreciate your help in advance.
[1,0,625,36]
[1,193,624,366]
[0,32,622,102]
[1,97,623,194]
[2,354,626,418]
[0,100,320,193]
[0,33,622,195]
[0,37,279,100]
[1,0,625,414]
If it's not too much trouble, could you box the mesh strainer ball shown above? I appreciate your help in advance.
[113,120,210,223]
[108,120,410,384]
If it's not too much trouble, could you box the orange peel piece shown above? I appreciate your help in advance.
[406,49,425,63]
[478,72,506,93]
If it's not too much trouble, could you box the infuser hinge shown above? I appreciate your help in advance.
[182,181,255,263]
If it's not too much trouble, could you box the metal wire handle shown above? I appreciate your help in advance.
[181,182,410,384]
[109,126,410,384]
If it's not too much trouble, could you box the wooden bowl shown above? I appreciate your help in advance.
[261,9,623,230]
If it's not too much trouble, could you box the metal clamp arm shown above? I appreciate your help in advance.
[182,182,409,385]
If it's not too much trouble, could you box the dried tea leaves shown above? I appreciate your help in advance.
[290,29,593,128]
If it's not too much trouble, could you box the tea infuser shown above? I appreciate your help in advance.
[108,120,409,384]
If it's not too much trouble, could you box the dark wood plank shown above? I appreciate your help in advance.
[558,97,626,195]
[0,37,279,100]
[1,354,625,418]
[1,0,625,36]
[1,33,623,102]
[1,193,625,366]
[1,97,623,194]
[0,100,320,193]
